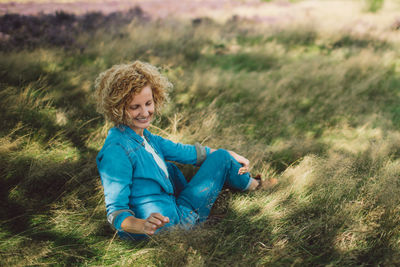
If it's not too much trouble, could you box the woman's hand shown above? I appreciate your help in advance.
[121,212,170,235]
[209,148,250,175]
[229,151,250,175]
[142,213,170,235]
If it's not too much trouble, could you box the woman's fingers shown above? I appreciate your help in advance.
[150,213,170,224]
[238,155,249,167]
[147,216,163,227]
[238,166,249,175]
[143,221,156,235]
[241,157,250,167]
[144,213,170,235]
[237,156,250,175]
[229,151,250,172]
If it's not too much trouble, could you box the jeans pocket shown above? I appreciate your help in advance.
[178,204,199,230]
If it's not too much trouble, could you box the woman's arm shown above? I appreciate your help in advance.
[97,143,138,230]
[152,133,249,173]
[98,143,170,234]
[152,134,208,165]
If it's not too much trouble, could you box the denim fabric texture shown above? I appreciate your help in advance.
[97,125,251,240]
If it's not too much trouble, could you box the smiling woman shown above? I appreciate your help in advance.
[94,60,259,240]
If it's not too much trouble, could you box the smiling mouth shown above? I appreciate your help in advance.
[135,117,150,123]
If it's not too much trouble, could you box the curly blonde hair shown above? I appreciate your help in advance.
[94,61,171,126]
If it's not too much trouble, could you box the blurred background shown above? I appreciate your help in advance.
[1,0,400,266]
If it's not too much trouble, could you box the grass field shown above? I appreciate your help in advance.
[1,0,400,266]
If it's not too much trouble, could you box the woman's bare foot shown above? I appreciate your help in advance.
[248,178,260,191]
[261,178,278,189]
[248,174,278,191]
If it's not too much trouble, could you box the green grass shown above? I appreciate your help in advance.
[365,0,385,12]
[1,5,400,266]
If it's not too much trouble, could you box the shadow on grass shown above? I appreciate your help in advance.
[271,151,400,266]
[0,61,101,246]
[0,148,98,230]
[0,147,102,265]
[202,52,279,72]
[0,51,103,153]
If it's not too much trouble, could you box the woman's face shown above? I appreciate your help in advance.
[126,85,154,135]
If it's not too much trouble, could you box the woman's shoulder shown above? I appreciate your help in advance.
[103,127,128,145]
[100,126,142,154]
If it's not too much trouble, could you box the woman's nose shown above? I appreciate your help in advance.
[142,107,150,116]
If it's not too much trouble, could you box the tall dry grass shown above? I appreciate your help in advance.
[1,1,400,265]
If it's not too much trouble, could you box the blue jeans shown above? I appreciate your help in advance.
[119,149,252,240]
[171,149,252,222]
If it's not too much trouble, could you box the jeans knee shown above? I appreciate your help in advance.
[208,149,232,166]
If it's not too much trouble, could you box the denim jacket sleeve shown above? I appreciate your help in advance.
[151,134,211,166]
[97,143,135,230]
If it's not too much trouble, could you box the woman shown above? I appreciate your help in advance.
[95,61,259,240]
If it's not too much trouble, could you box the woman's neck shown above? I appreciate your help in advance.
[130,126,144,136]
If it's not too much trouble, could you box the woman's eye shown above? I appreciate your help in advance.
[146,101,153,106]
[130,105,139,110]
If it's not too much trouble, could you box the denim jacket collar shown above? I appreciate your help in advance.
[119,124,152,146]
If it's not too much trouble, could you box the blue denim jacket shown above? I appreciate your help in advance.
[96,125,211,234]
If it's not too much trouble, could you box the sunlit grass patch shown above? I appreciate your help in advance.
[322,123,384,154]
[270,126,400,263]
